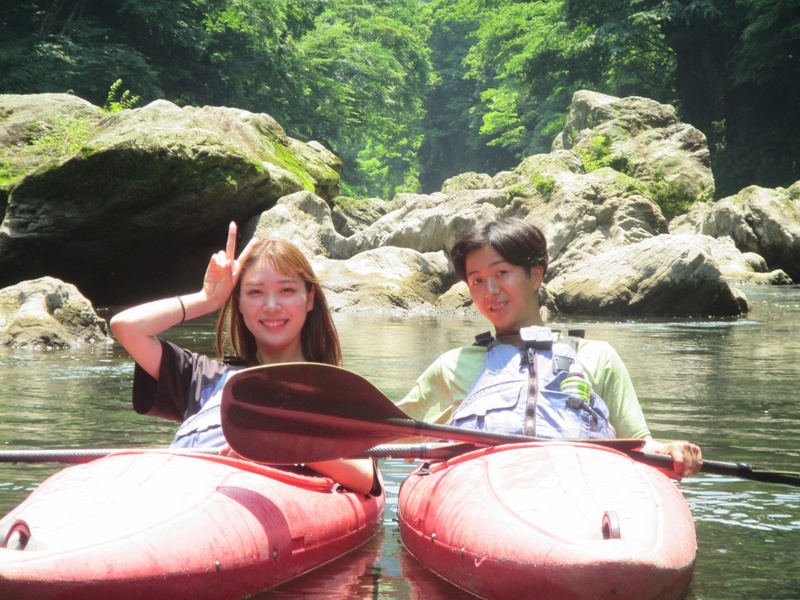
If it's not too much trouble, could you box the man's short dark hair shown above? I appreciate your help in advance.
[450,218,549,282]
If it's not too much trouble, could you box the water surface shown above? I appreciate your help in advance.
[1,285,799,599]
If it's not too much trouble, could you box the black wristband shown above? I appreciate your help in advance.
[177,296,186,323]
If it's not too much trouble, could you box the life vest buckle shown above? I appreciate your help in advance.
[520,326,553,350]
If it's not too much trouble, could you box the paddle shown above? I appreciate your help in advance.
[220,362,643,463]
[221,363,800,487]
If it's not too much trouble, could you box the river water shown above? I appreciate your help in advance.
[1,285,799,599]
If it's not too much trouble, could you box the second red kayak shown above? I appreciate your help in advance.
[398,442,696,600]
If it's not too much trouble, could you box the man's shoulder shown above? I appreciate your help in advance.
[424,344,486,374]
[443,343,487,361]
[574,337,613,352]
[572,336,619,366]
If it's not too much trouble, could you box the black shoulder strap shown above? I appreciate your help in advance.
[473,331,494,347]
[223,355,248,366]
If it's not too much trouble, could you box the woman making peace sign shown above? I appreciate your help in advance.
[110,222,379,495]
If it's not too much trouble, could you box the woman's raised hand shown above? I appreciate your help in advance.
[203,222,257,308]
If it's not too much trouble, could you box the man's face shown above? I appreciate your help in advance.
[464,245,543,331]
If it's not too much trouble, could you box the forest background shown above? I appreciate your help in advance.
[2,0,798,203]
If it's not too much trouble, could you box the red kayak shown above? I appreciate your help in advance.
[398,442,696,600]
[0,450,383,599]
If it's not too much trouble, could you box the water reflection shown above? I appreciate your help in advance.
[688,486,800,532]
[1,286,799,598]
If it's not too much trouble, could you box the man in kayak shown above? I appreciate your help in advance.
[110,222,380,495]
[397,217,702,479]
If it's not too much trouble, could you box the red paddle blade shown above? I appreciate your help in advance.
[221,363,411,463]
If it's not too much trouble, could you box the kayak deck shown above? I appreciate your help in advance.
[0,450,384,599]
[398,442,695,600]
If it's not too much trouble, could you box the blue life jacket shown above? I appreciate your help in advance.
[449,328,616,439]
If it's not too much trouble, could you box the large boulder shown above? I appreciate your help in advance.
[0,94,341,305]
[553,90,715,207]
[546,235,746,316]
[222,192,460,313]
[344,189,507,256]
[670,184,800,281]
[311,248,454,312]
[243,190,347,258]
[332,196,394,236]
[500,156,670,280]
[0,277,111,348]
[245,187,506,260]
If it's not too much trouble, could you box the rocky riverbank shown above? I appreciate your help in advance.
[1,90,798,347]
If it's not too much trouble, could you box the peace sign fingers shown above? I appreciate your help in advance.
[232,236,258,279]
[226,221,238,261]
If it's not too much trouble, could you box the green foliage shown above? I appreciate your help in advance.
[0,114,96,188]
[577,136,614,172]
[530,174,556,197]
[0,8,163,105]
[351,131,424,198]
[292,0,431,199]
[1,0,798,199]
[505,184,526,199]
[30,118,92,156]
[647,177,710,220]
[104,79,140,113]
[480,86,526,149]
[463,0,576,159]
[417,0,513,192]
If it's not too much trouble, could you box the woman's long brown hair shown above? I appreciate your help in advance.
[215,238,342,366]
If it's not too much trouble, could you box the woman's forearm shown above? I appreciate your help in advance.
[306,458,377,495]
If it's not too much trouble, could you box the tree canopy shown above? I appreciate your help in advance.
[1,0,798,200]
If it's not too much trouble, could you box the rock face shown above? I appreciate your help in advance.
[0,94,342,304]
[0,277,111,348]
[545,235,745,316]
[2,89,799,327]
[671,184,800,281]
[553,90,715,205]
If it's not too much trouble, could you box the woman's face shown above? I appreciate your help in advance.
[464,245,543,332]
[238,258,315,364]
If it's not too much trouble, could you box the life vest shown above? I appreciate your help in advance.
[449,327,616,439]
[170,370,236,449]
